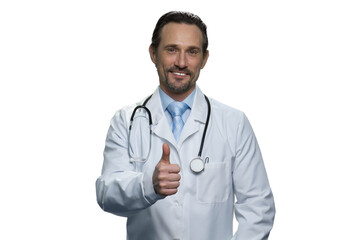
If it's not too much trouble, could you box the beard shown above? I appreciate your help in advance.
[159,66,198,94]
[163,76,194,93]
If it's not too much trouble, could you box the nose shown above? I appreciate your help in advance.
[175,52,187,69]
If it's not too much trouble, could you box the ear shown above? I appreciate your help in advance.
[200,50,209,69]
[149,45,157,65]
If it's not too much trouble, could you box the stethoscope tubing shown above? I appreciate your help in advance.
[128,93,211,165]
[198,95,210,158]
[129,95,153,128]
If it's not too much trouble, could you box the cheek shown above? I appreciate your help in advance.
[159,54,176,66]
[190,59,204,71]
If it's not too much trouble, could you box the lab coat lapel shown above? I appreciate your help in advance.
[178,86,208,145]
[146,88,176,145]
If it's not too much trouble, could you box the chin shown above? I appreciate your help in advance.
[169,82,195,94]
[161,74,196,94]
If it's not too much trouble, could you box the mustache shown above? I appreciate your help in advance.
[167,66,192,75]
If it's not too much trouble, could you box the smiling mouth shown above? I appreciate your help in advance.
[172,72,187,76]
[170,70,190,79]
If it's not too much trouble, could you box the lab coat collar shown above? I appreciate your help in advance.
[145,85,208,147]
[177,86,208,145]
[188,85,208,124]
[145,87,175,144]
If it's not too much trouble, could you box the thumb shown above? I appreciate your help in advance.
[161,143,170,164]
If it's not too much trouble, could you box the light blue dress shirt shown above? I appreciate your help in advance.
[158,87,196,128]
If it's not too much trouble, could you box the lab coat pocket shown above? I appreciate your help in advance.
[196,162,230,203]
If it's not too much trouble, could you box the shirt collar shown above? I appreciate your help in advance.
[159,86,196,111]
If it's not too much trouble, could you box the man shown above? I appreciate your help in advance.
[96,11,275,240]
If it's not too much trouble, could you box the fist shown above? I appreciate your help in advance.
[152,143,181,196]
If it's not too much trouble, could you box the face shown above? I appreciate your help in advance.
[150,23,209,99]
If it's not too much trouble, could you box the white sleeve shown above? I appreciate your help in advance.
[95,109,164,217]
[232,114,275,239]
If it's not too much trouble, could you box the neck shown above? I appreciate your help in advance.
[160,85,196,102]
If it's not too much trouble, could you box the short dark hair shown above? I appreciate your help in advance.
[151,11,208,55]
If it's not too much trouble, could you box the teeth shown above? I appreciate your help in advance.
[173,72,186,76]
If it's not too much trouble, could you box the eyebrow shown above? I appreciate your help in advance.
[164,44,201,50]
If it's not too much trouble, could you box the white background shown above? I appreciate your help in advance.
[1,0,359,239]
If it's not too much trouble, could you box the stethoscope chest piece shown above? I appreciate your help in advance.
[190,157,205,173]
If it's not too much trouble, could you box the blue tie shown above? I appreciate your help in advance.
[167,101,188,141]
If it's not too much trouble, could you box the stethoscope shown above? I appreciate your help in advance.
[128,94,211,173]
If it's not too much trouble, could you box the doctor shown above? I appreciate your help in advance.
[96,11,275,240]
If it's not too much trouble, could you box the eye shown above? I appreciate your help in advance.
[167,47,176,53]
[189,49,199,55]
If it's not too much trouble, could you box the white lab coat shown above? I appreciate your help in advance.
[96,86,275,240]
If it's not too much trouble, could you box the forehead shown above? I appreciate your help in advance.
[159,23,203,48]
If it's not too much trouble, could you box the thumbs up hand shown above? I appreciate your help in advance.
[152,143,181,196]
